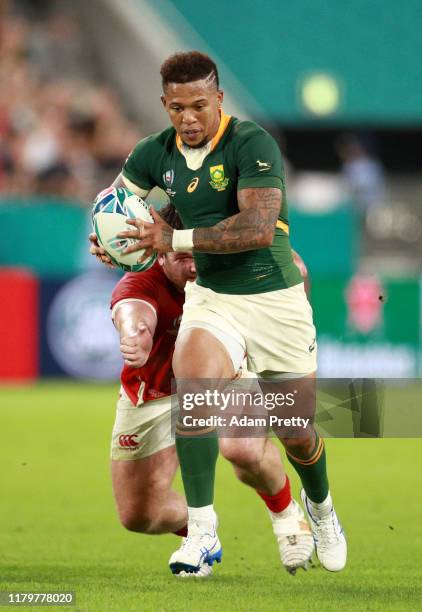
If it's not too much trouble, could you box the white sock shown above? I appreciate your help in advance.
[308,492,332,517]
[188,505,216,524]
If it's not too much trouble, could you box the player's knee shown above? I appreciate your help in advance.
[281,436,315,458]
[220,439,263,472]
[118,507,155,534]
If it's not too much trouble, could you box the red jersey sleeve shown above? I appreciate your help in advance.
[110,261,184,405]
[110,265,161,315]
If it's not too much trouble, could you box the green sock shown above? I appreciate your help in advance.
[286,433,329,503]
[175,429,219,507]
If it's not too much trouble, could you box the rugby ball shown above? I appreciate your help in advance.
[92,186,157,272]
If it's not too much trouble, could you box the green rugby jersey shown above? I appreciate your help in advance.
[122,113,302,294]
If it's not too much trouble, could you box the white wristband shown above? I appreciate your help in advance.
[172,229,194,252]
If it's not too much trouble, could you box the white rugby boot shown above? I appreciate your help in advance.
[301,489,347,572]
[169,518,222,576]
[269,500,315,575]
[177,554,214,578]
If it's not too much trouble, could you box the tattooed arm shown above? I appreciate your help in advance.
[119,188,281,257]
[193,187,281,253]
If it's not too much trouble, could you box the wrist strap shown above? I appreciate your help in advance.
[172,229,194,252]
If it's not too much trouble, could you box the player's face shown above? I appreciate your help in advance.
[161,80,223,148]
[159,252,196,291]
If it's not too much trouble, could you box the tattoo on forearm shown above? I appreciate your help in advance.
[193,188,281,253]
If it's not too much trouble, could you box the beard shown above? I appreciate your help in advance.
[182,136,210,149]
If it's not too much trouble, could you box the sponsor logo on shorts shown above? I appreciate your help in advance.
[118,434,140,448]
[309,337,316,353]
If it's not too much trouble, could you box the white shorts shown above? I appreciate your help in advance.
[179,281,317,375]
[111,390,173,460]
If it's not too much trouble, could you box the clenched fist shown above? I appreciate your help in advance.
[120,322,153,368]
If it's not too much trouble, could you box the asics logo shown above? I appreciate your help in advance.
[187,177,200,193]
[119,434,140,448]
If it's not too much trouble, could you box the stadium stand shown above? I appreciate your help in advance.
[0,0,142,200]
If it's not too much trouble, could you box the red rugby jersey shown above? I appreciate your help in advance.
[110,261,184,406]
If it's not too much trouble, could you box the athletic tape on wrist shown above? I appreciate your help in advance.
[172,229,194,252]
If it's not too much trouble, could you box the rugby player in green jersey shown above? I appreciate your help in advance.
[91,220,315,577]
[115,51,347,576]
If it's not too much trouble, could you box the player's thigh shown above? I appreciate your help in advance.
[111,445,178,514]
[111,394,174,459]
[111,394,176,509]
[173,327,236,379]
[244,283,317,375]
[175,281,246,379]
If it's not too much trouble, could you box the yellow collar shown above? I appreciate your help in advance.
[176,111,231,152]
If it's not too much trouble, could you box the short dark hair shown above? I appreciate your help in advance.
[160,51,219,90]
[158,203,183,230]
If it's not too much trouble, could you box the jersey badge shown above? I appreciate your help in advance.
[163,169,176,197]
[256,160,272,171]
[209,164,229,191]
[187,177,200,193]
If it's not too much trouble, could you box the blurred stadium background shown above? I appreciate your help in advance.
[1,0,421,382]
[1,1,421,610]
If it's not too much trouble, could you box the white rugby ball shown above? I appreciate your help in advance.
[92,186,157,272]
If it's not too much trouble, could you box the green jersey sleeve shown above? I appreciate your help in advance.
[122,136,156,191]
[235,122,284,191]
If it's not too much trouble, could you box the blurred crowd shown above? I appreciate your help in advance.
[0,1,142,203]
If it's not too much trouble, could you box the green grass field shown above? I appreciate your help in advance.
[1,382,421,611]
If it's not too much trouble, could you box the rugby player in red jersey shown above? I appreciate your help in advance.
[90,204,314,577]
